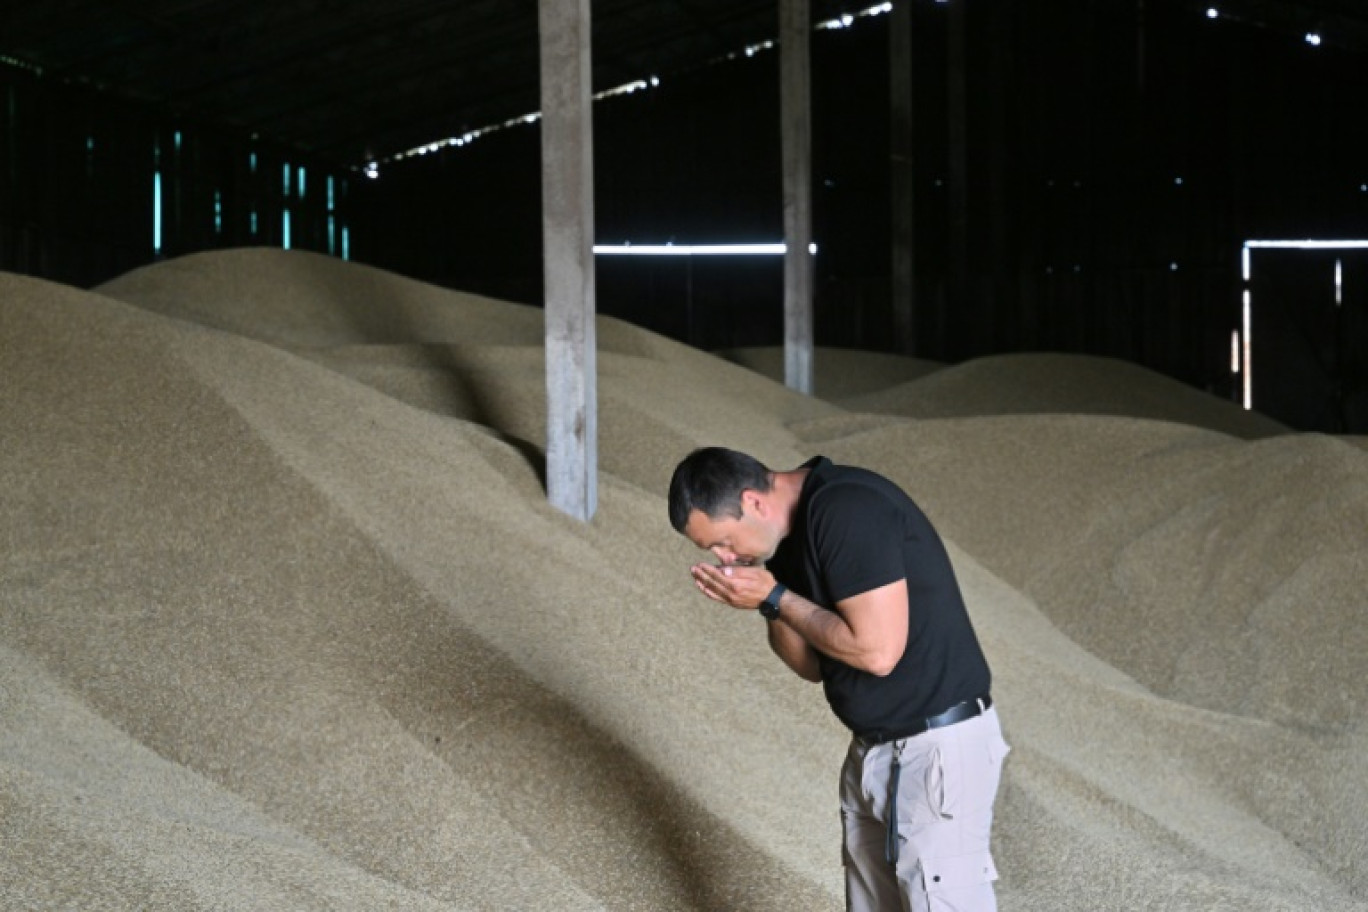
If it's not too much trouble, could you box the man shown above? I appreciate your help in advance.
[668,446,1009,912]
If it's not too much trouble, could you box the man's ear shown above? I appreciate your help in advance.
[742,489,767,518]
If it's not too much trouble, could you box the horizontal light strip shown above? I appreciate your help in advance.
[1244,239,1368,249]
[593,243,816,256]
[816,3,892,30]
[0,54,42,74]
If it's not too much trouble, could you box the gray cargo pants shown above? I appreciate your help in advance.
[840,706,1009,912]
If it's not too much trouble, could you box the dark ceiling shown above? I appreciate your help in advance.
[0,0,865,169]
[3,0,1366,171]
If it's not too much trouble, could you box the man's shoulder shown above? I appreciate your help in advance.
[806,462,932,536]
[806,467,907,528]
[808,461,900,501]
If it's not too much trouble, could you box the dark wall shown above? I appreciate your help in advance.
[347,122,544,308]
[1,66,353,289]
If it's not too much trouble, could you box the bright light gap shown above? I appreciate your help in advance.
[593,242,818,256]
[1242,290,1252,410]
[1245,239,1368,249]
[152,171,162,254]
[0,54,42,74]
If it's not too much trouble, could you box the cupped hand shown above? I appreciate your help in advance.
[690,562,775,611]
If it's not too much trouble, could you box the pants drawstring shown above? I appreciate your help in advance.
[885,740,903,866]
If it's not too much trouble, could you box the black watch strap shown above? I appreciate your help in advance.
[759,583,786,620]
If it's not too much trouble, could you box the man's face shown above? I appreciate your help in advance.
[682,497,778,567]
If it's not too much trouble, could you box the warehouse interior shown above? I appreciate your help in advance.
[5,7,1368,909]
[3,0,1367,432]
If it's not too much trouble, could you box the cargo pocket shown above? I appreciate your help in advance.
[925,744,948,818]
[938,730,1011,820]
[922,851,998,911]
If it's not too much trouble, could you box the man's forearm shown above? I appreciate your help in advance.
[767,602,823,681]
[770,582,906,677]
[687,560,870,680]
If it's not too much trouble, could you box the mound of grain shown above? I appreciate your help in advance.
[836,351,1289,439]
[714,345,944,399]
[3,250,1364,911]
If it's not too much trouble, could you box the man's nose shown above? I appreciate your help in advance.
[711,547,733,563]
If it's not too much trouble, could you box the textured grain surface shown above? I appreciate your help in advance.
[2,248,1364,910]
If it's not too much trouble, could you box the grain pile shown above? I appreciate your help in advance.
[2,248,1364,911]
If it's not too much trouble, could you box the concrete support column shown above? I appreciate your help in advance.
[889,0,916,355]
[780,0,814,394]
[539,0,597,520]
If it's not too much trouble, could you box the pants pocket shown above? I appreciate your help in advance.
[937,730,1010,820]
[922,851,999,911]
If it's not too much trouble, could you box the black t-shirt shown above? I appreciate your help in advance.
[765,456,991,739]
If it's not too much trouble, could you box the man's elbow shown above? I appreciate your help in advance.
[862,648,902,678]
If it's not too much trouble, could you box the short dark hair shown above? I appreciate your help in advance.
[668,447,773,532]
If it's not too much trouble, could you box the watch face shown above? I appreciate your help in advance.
[759,583,784,619]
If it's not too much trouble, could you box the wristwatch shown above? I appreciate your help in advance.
[759,583,786,620]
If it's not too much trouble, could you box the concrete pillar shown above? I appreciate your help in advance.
[890,0,916,355]
[539,0,597,520]
[780,0,814,394]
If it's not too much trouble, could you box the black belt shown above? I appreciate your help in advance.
[860,694,992,746]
